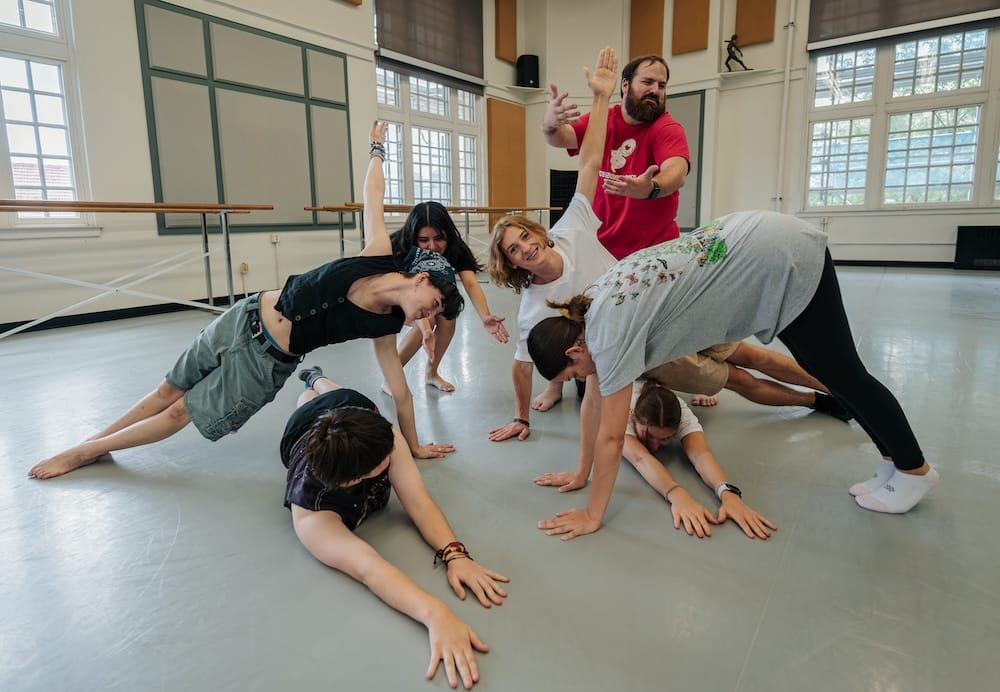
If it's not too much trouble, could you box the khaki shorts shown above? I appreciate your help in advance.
[642,342,741,395]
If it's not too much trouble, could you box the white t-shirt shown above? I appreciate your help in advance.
[625,382,702,441]
[514,192,617,362]
[586,210,827,396]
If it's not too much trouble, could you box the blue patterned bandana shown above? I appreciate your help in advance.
[401,247,457,284]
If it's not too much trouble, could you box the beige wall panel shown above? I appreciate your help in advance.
[310,105,352,207]
[215,89,311,224]
[211,24,304,94]
[307,50,347,103]
[145,5,207,75]
[150,77,218,227]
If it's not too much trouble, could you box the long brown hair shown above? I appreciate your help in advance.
[526,295,592,380]
[633,381,681,429]
[487,215,553,292]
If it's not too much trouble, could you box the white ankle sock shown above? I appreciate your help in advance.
[855,466,940,514]
[849,459,896,497]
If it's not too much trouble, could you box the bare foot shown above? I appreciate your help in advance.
[426,372,455,393]
[531,391,562,411]
[691,394,720,407]
[28,450,113,480]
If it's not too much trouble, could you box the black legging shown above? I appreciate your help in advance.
[777,251,924,470]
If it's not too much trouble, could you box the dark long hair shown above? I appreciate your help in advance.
[527,295,592,380]
[390,201,483,272]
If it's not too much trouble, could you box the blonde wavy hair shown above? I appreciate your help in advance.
[487,215,553,293]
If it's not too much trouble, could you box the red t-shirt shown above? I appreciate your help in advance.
[570,105,689,259]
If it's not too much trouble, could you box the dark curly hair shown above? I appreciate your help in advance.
[302,406,395,487]
[391,201,483,272]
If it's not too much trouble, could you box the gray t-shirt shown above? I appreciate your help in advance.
[586,210,827,396]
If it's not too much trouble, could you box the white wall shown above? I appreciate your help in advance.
[1,0,381,325]
[531,0,1000,262]
[3,0,999,327]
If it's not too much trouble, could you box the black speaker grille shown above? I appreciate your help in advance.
[955,226,1000,270]
[549,169,578,226]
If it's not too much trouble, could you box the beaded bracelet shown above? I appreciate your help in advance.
[370,141,386,160]
[434,541,472,565]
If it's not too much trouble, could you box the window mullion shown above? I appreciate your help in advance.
[868,46,895,209]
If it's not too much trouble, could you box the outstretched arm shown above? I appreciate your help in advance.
[488,359,533,442]
[373,333,454,459]
[458,270,508,344]
[533,372,600,492]
[621,433,719,538]
[682,432,776,540]
[537,384,631,540]
[291,506,487,690]
[389,427,510,608]
[575,46,618,203]
[362,120,391,257]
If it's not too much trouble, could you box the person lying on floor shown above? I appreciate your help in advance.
[535,379,776,539]
[286,365,510,690]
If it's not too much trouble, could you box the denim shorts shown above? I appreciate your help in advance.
[165,295,299,441]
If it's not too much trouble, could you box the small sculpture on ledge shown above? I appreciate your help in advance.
[725,34,751,72]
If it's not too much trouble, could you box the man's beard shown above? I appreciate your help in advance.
[623,88,665,122]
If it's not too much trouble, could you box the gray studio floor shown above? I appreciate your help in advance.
[1,266,998,692]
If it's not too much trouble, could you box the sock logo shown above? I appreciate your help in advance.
[884,484,895,493]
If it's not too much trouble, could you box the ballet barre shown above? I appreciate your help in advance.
[329,202,562,245]
[0,199,272,340]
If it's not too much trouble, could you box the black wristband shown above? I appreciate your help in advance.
[513,417,529,427]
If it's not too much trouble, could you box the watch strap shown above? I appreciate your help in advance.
[715,482,741,499]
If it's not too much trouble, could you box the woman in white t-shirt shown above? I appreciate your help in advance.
[616,380,775,539]
[484,48,618,494]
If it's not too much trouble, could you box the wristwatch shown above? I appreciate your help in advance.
[646,180,661,200]
[715,482,742,500]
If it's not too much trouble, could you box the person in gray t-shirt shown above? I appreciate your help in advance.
[526,211,939,537]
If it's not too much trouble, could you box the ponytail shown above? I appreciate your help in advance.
[633,381,681,429]
[527,295,592,380]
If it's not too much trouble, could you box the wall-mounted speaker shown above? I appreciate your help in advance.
[516,54,539,88]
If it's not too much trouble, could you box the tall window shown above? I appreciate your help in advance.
[806,26,997,211]
[375,66,481,206]
[0,0,81,220]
